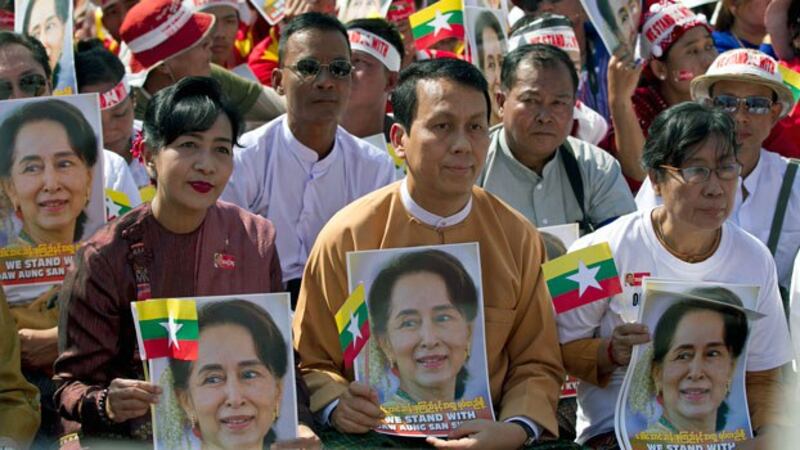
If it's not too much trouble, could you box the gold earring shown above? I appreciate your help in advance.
[274,404,280,420]
[465,344,471,360]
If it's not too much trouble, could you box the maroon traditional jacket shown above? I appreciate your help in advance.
[53,201,313,438]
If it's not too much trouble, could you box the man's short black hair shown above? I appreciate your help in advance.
[278,12,350,66]
[0,31,51,82]
[500,43,578,94]
[391,58,490,131]
[346,18,404,63]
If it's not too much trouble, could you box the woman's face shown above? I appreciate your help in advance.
[83,81,135,159]
[379,271,472,400]
[149,114,233,216]
[653,137,737,232]
[480,26,504,125]
[4,120,92,243]
[661,27,717,96]
[27,0,65,71]
[652,310,735,430]
[179,324,282,450]
[610,0,641,49]
[732,0,770,34]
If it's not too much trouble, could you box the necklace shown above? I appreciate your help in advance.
[652,211,721,263]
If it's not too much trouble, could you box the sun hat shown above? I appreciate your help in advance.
[691,48,795,117]
[640,0,710,60]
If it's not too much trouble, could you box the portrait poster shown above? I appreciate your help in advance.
[615,279,758,450]
[579,0,641,61]
[254,0,284,25]
[338,0,393,23]
[0,94,104,304]
[15,0,77,95]
[347,243,495,437]
[135,294,298,450]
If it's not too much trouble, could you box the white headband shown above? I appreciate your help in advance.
[99,76,131,110]
[348,28,401,72]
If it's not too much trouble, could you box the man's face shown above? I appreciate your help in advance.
[163,30,213,79]
[710,80,781,155]
[392,78,489,205]
[499,60,574,163]
[102,0,139,41]
[348,50,391,112]
[205,5,239,67]
[274,29,352,127]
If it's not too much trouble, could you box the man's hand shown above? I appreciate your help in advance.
[18,327,58,372]
[271,424,322,449]
[330,382,384,434]
[105,379,162,423]
[607,323,651,367]
[425,419,527,449]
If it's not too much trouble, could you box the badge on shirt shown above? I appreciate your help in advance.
[624,272,650,287]
[214,253,236,270]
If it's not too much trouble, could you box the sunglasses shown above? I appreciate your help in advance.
[660,162,742,184]
[287,58,353,81]
[710,94,774,115]
[0,73,48,100]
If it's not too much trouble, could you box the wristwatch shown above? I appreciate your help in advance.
[508,419,537,447]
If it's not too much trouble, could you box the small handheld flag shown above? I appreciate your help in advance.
[778,63,800,105]
[409,0,465,51]
[132,299,199,360]
[335,284,370,370]
[105,188,133,221]
[542,242,622,314]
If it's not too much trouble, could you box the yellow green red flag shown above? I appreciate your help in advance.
[542,242,622,314]
[132,299,199,360]
[335,284,370,370]
[409,0,464,51]
[779,63,800,103]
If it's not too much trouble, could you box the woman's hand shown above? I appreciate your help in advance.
[425,419,527,449]
[18,327,58,372]
[600,323,651,374]
[607,54,643,107]
[105,378,161,423]
[330,381,384,434]
[271,424,322,449]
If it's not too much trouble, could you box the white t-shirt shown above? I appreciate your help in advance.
[103,150,142,215]
[558,208,793,444]
[636,149,800,288]
[221,114,398,281]
[573,100,609,145]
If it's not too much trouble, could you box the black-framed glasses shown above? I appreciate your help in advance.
[287,58,353,81]
[710,94,774,115]
[0,73,48,100]
[660,163,742,184]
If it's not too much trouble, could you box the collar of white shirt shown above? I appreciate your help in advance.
[399,178,472,228]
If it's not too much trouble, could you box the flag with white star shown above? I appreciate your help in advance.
[409,0,465,51]
[131,298,199,360]
[335,284,371,370]
[542,242,622,314]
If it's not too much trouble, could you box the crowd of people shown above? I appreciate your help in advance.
[1,0,800,448]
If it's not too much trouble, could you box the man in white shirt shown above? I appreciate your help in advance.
[636,49,800,291]
[221,12,397,302]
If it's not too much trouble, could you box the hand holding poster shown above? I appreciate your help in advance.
[346,243,494,437]
[14,0,77,94]
[615,279,760,450]
[132,294,298,450]
[579,0,641,61]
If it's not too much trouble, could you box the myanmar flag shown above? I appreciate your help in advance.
[132,299,199,360]
[335,284,370,370]
[779,63,800,104]
[409,0,464,51]
[542,242,622,314]
[105,188,132,221]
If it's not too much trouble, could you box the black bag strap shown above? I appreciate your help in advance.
[767,159,799,255]
[559,141,594,233]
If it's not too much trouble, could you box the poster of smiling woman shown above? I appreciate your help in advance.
[132,294,298,450]
[346,243,494,437]
[615,279,760,450]
[580,0,641,61]
[0,94,104,310]
[14,0,76,94]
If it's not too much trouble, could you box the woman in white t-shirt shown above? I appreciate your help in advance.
[558,102,792,448]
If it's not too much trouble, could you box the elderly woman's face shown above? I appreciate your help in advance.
[27,0,65,71]
[379,272,472,400]
[653,310,735,429]
[653,138,737,232]
[480,26,504,124]
[179,324,281,450]
[5,120,91,243]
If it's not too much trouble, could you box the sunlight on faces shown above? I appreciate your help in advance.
[178,324,282,450]
[148,114,233,216]
[499,61,574,163]
[652,137,737,232]
[392,79,489,207]
[273,29,352,126]
[0,44,51,99]
[348,51,391,112]
[163,31,214,80]
[652,26,717,95]
[652,310,735,431]
[4,120,92,243]
[710,80,781,153]
[27,0,64,70]
[205,5,239,66]
[82,81,135,158]
[480,27,503,124]
[378,272,472,402]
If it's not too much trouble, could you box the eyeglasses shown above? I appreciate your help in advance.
[660,163,742,184]
[287,58,353,81]
[0,74,48,100]
[710,94,774,115]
